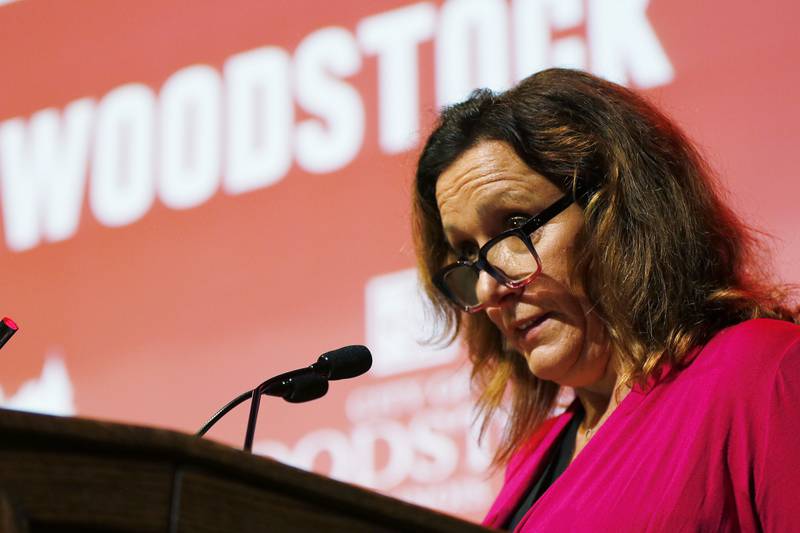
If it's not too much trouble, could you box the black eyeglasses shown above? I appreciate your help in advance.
[433,195,575,313]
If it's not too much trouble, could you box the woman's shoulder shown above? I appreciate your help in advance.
[713,317,800,342]
[703,319,800,527]
[701,318,800,369]
[687,318,800,404]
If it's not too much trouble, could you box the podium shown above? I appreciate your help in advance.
[0,409,493,532]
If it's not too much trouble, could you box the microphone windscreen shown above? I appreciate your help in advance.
[317,345,372,380]
[284,373,329,403]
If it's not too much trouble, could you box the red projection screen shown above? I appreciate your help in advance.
[0,0,797,522]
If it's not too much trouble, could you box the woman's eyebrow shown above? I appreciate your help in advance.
[474,190,539,220]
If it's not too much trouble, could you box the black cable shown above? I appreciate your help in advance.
[195,390,252,437]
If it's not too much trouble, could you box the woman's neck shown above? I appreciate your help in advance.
[574,359,626,429]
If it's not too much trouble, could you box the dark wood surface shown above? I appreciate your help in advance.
[0,409,493,532]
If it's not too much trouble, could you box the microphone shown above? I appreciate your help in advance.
[262,372,329,403]
[309,345,372,380]
[196,345,372,452]
[0,317,19,351]
[258,344,371,398]
[240,345,371,450]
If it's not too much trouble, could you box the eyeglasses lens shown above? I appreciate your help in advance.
[442,265,480,308]
[485,235,539,281]
[443,235,541,308]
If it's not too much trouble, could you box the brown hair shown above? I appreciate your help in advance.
[412,68,797,465]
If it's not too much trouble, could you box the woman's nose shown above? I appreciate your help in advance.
[475,270,518,309]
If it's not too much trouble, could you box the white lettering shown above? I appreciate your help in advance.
[292,428,354,482]
[551,0,583,28]
[436,0,511,107]
[409,415,459,483]
[551,0,587,69]
[465,418,493,473]
[0,1,676,252]
[224,47,293,194]
[587,0,674,87]
[345,378,426,422]
[352,420,414,489]
[512,0,550,79]
[365,268,461,377]
[0,99,93,251]
[159,65,222,209]
[90,84,156,227]
[294,27,364,173]
[253,396,506,509]
[512,0,587,78]
[552,36,587,69]
[357,2,436,154]
[252,439,294,465]
[423,367,471,406]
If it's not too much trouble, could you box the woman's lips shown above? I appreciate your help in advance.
[514,312,553,344]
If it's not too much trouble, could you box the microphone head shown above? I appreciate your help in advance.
[0,317,18,351]
[314,345,372,380]
[284,373,329,403]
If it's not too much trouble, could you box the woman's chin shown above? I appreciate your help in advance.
[523,347,576,384]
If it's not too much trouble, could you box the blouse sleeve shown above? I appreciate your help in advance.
[755,337,800,532]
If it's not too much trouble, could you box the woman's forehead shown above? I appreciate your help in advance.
[435,141,560,217]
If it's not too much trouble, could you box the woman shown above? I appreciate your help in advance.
[413,69,799,531]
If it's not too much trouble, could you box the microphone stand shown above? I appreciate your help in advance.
[196,345,371,452]
[243,387,262,452]
[241,369,313,451]
[197,368,324,452]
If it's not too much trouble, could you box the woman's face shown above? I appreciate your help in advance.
[435,140,614,389]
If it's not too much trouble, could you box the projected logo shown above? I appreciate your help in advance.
[365,268,460,376]
[255,267,501,520]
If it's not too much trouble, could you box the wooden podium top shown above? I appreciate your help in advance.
[0,409,493,532]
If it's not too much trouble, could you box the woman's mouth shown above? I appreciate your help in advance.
[514,313,553,343]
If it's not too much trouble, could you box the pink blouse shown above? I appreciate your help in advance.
[482,319,800,532]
